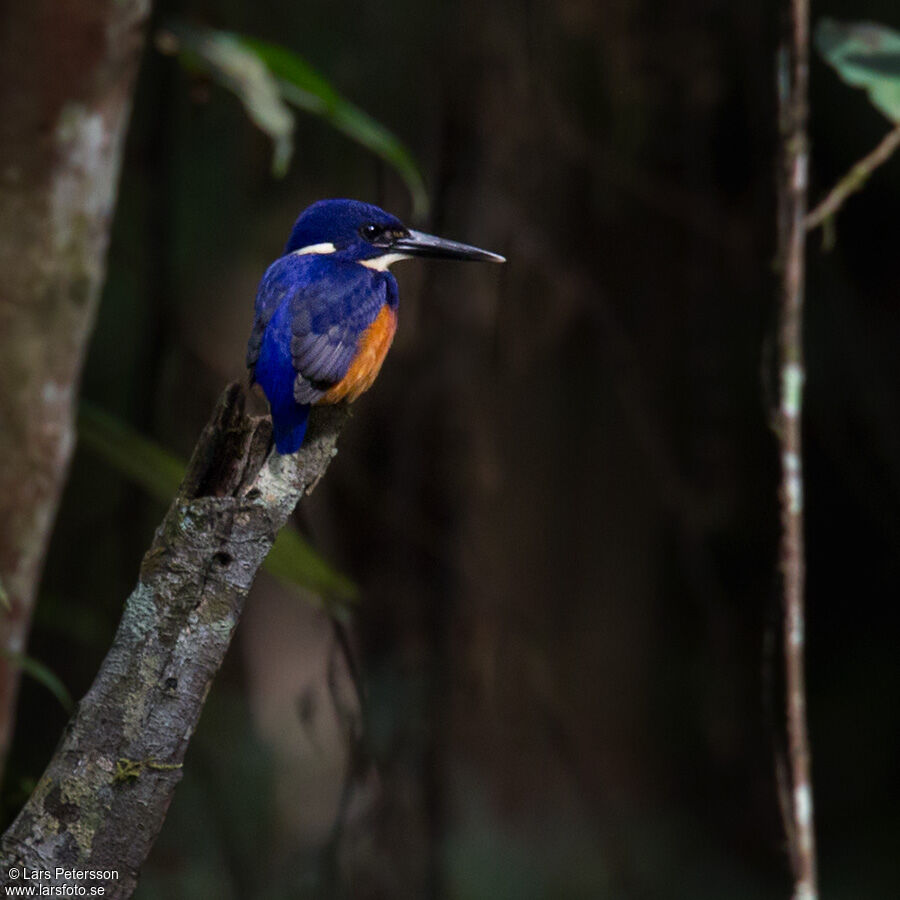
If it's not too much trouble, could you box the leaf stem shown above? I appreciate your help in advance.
[806,123,900,230]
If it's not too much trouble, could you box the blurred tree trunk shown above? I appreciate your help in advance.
[0,0,150,778]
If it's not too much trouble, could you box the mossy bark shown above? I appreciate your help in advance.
[0,0,152,776]
[0,387,348,898]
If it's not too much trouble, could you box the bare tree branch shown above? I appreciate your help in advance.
[806,123,900,231]
[0,386,349,899]
[0,0,152,778]
[776,1,818,897]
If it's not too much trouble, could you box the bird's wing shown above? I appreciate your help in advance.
[246,259,292,374]
[288,265,390,404]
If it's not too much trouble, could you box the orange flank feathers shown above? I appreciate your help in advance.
[318,305,398,404]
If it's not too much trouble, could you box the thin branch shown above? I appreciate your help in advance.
[806,122,900,230]
[776,1,818,898]
[761,619,798,877]
[0,385,349,900]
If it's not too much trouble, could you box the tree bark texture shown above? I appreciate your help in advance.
[0,0,152,776]
[0,387,347,898]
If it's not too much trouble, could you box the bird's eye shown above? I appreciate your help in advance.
[360,224,384,242]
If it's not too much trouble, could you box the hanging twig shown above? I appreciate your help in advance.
[776,1,818,898]
[806,122,900,230]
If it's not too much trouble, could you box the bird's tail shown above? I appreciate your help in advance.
[272,402,310,454]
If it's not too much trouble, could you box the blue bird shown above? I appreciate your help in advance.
[247,199,505,453]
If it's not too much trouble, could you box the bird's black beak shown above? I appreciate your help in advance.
[391,229,505,263]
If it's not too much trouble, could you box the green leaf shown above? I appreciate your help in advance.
[160,22,429,215]
[77,403,357,615]
[34,593,112,650]
[236,35,429,219]
[816,19,900,122]
[0,650,73,713]
[267,529,357,615]
[78,403,184,501]
[161,24,295,176]
[0,575,9,613]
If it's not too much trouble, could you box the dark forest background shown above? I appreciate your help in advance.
[3,0,900,897]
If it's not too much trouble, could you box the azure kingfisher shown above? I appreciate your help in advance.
[247,199,505,453]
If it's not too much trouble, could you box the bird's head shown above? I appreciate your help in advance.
[285,198,505,269]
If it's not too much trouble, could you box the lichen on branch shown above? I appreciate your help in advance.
[0,386,348,900]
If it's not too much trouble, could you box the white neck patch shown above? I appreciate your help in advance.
[359,253,411,271]
[293,242,337,255]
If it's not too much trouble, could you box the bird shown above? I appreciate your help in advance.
[247,198,505,453]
